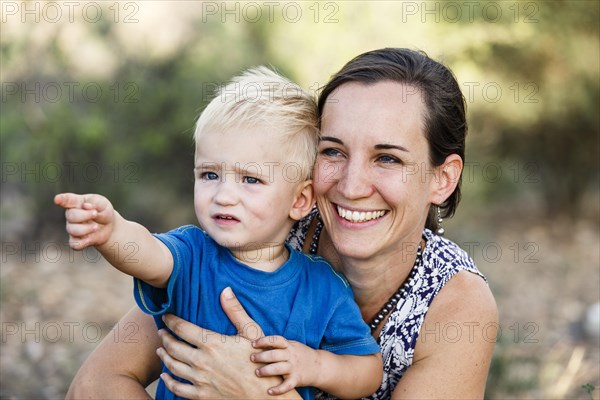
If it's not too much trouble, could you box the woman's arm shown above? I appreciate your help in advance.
[66,290,301,399]
[392,271,498,399]
[157,288,302,399]
[66,306,162,399]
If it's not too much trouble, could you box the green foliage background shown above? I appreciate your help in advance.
[2,1,598,238]
[1,1,599,398]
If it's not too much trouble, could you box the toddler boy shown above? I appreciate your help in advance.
[55,67,382,399]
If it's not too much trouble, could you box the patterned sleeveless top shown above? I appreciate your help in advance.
[286,208,487,399]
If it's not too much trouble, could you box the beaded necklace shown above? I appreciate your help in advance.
[309,213,424,332]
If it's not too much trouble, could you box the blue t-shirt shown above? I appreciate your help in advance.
[134,225,379,400]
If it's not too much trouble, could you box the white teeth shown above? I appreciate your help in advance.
[336,206,386,223]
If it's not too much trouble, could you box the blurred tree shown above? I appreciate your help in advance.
[1,1,598,243]
[1,6,295,242]
[453,1,599,217]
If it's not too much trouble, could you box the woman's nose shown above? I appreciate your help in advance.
[337,159,375,200]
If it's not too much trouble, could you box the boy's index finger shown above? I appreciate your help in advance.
[54,193,86,209]
[54,193,107,210]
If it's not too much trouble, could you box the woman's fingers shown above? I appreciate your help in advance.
[157,327,209,368]
[161,314,202,347]
[252,335,288,349]
[160,372,203,400]
[161,314,224,350]
[220,287,264,340]
[156,347,193,381]
[158,319,289,399]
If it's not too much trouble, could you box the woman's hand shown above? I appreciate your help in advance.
[158,287,302,399]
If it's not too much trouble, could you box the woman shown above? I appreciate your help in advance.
[67,48,497,399]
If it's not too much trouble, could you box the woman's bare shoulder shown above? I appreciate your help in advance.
[415,270,498,360]
[394,272,498,398]
[429,270,497,330]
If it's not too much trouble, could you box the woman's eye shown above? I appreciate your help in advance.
[201,171,219,181]
[243,176,261,184]
[378,155,401,164]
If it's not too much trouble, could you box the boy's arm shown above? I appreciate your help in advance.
[251,336,383,398]
[312,351,382,398]
[55,192,173,288]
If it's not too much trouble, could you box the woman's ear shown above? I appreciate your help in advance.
[289,180,315,221]
[430,154,463,205]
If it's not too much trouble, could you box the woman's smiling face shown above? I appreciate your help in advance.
[314,81,441,261]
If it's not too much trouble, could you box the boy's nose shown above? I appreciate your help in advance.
[213,178,240,206]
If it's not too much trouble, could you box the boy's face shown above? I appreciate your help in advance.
[194,126,309,257]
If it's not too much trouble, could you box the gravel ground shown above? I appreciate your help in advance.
[1,217,598,399]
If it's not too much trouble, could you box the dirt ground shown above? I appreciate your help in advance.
[1,216,599,399]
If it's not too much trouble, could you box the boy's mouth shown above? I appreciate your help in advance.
[214,214,240,222]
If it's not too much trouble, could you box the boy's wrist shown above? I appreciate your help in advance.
[308,349,326,388]
[94,210,121,255]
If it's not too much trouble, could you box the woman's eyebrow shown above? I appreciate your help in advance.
[374,143,409,152]
[320,136,409,152]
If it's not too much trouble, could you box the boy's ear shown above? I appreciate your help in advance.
[429,154,463,205]
[289,180,315,221]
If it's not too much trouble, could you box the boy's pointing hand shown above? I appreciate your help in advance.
[54,193,115,250]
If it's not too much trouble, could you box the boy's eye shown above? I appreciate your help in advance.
[201,171,219,181]
[320,148,342,157]
[243,176,261,184]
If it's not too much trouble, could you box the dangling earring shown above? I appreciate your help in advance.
[436,206,445,236]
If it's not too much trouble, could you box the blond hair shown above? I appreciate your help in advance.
[194,66,318,179]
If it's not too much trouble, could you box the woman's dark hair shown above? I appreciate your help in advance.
[317,48,467,232]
